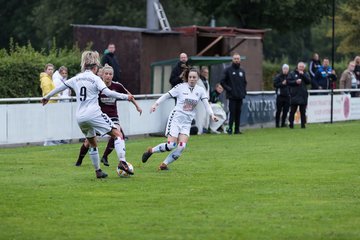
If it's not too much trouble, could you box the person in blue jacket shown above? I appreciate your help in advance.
[312,57,337,91]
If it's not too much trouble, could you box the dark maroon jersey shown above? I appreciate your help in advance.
[99,82,127,118]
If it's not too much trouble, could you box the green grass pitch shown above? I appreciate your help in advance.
[1,122,360,239]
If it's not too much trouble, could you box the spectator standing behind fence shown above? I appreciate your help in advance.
[273,64,290,128]
[52,66,71,102]
[313,58,337,91]
[101,43,121,82]
[339,61,357,96]
[169,53,190,88]
[40,63,58,103]
[40,63,60,146]
[287,62,311,129]
[353,56,360,90]
[220,53,247,135]
[195,66,211,134]
[309,53,321,80]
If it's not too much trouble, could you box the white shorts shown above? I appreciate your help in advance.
[110,117,121,128]
[78,113,115,138]
[165,110,191,137]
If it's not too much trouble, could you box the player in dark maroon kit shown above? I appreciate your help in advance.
[75,64,142,166]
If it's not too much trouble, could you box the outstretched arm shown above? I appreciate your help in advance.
[102,88,133,101]
[118,83,142,115]
[131,99,142,115]
[41,84,68,105]
[150,93,172,113]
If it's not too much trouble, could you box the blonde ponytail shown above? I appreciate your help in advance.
[81,51,101,72]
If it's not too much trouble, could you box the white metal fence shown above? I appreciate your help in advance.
[0,95,174,146]
[1,90,359,146]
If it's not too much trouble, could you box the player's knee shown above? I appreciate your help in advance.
[83,139,90,148]
[87,138,97,148]
[177,142,186,152]
[172,142,186,160]
[165,141,176,151]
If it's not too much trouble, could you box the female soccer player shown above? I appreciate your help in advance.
[42,51,134,178]
[142,68,217,170]
[75,64,142,167]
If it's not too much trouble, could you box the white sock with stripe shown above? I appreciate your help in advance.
[114,137,126,162]
[89,147,100,170]
[163,142,186,165]
[152,141,176,153]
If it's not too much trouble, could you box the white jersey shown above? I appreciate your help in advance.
[168,83,208,122]
[64,70,106,122]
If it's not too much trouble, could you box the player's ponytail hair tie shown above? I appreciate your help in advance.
[102,64,114,73]
[81,51,101,72]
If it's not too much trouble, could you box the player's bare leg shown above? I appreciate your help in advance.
[75,139,90,166]
[101,138,113,166]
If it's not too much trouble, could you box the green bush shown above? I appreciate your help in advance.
[0,40,82,98]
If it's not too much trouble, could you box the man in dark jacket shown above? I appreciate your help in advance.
[101,43,121,82]
[309,53,321,80]
[220,53,247,134]
[273,64,290,128]
[169,53,189,88]
[287,62,311,129]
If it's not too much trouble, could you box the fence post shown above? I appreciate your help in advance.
[330,88,334,123]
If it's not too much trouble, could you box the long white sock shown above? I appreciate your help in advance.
[152,141,176,153]
[163,142,186,165]
[89,147,100,170]
[114,137,126,162]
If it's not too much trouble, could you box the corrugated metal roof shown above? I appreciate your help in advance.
[151,56,246,67]
[71,24,180,35]
[174,26,269,38]
[71,24,269,36]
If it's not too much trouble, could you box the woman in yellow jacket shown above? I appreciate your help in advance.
[40,63,58,103]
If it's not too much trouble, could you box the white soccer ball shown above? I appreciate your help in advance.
[116,162,134,177]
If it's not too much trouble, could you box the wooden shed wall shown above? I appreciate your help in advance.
[73,27,142,94]
[140,34,195,93]
[227,38,264,91]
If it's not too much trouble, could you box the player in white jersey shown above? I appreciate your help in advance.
[42,51,134,178]
[141,69,218,170]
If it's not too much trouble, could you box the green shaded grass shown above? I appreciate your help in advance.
[1,122,360,239]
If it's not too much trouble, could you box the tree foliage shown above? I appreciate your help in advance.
[30,0,148,49]
[0,0,356,65]
[335,0,360,55]
[183,0,332,30]
[0,0,210,50]
[0,0,40,49]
